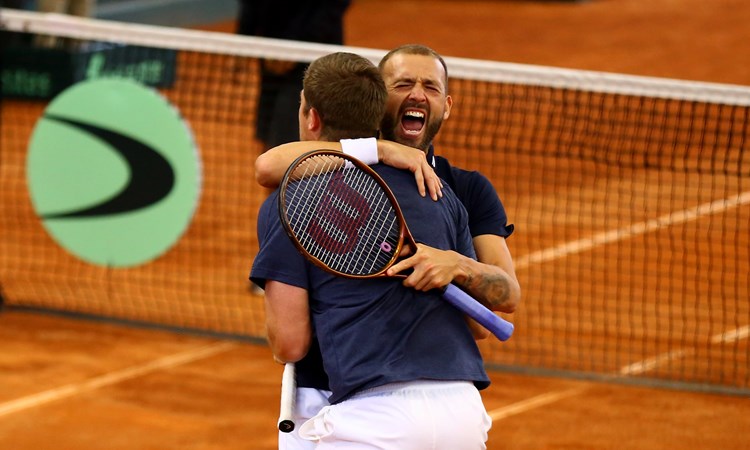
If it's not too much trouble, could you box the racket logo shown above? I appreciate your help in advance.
[306,174,370,254]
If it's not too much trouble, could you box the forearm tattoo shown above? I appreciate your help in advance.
[475,273,511,310]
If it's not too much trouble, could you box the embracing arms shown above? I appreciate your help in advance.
[255,140,443,200]
[388,235,520,314]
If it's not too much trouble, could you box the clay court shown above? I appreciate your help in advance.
[1,1,749,449]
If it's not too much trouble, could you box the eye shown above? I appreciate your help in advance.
[425,83,442,93]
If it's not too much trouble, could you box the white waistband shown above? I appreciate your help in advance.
[351,380,474,399]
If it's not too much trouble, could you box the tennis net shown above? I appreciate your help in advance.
[1,9,748,395]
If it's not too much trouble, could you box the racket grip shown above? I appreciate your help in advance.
[278,362,296,433]
[442,284,514,341]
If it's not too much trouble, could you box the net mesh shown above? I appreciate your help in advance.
[1,9,748,394]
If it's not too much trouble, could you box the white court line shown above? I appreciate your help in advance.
[711,325,750,344]
[489,321,750,421]
[0,341,237,418]
[619,349,692,376]
[5,194,745,422]
[514,190,750,270]
[488,387,587,421]
[620,325,750,376]
[512,189,750,377]
[491,190,750,420]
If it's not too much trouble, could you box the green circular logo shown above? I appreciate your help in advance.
[27,78,201,268]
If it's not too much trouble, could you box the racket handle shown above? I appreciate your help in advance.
[278,362,296,433]
[442,284,514,341]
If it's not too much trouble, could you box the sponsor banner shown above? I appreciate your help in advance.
[2,42,177,100]
[27,78,201,268]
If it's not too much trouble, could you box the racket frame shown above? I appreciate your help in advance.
[278,149,409,279]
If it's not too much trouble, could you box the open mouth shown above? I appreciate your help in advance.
[401,109,425,136]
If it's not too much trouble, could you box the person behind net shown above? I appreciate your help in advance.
[250,51,494,449]
[236,0,351,150]
[34,0,95,48]
[254,44,521,449]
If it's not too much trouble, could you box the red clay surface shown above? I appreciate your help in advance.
[2,1,749,449]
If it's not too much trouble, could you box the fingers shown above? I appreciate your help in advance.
[399,242,415,258]
[413,168,427,198]
[427,170,443,201]
[386,258,411,278]
[418,160,442,201]
[387,245,454,292]
[380,142,442,200]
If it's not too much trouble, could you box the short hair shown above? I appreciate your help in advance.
[303,52,387,140]
[378,44,449,90]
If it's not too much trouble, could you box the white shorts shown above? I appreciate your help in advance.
[279,387,332,450]
[298,380,492,450]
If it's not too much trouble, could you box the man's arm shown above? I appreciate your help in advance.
[386,235,521,314]
[255,141,342,187]
[255,139,442,200]
[468,234,521,313]
[263,280,312,363]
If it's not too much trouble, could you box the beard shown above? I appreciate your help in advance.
[381,110,444,152]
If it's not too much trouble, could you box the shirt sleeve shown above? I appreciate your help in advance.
[249,193,310,289]
[433,155,514,239]
[463,173,514,238]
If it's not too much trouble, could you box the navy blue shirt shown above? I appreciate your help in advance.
[250,147,514,394]
[427,145,514,239]
[251,164,490,404]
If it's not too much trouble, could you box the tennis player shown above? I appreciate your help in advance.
[251,51,492,448]
[254,44,520,449]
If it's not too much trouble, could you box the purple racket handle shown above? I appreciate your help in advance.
[442,284,514,341]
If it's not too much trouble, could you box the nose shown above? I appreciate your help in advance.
[407,84,428,102]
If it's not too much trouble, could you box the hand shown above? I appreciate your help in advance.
[386,244,462,291]
[378,140,443,201]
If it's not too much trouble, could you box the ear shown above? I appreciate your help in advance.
[306,107,323,139]
[443,94,453,121]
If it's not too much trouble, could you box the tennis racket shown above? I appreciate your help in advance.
[277,362,296,433]
[278,149,514,341]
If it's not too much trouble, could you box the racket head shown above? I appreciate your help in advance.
[278,149,410,278]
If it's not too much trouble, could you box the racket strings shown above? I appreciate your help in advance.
[340,167,399,273]
[314,168,396,274]
[283,155,400,275]
[287,174,349,264]
[285,159,359,268]
[286,165,336,258]
[307,161,364,268]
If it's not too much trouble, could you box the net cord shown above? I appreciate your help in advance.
[2,8,750,106]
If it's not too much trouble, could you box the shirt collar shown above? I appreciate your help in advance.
[426,144,436,168]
